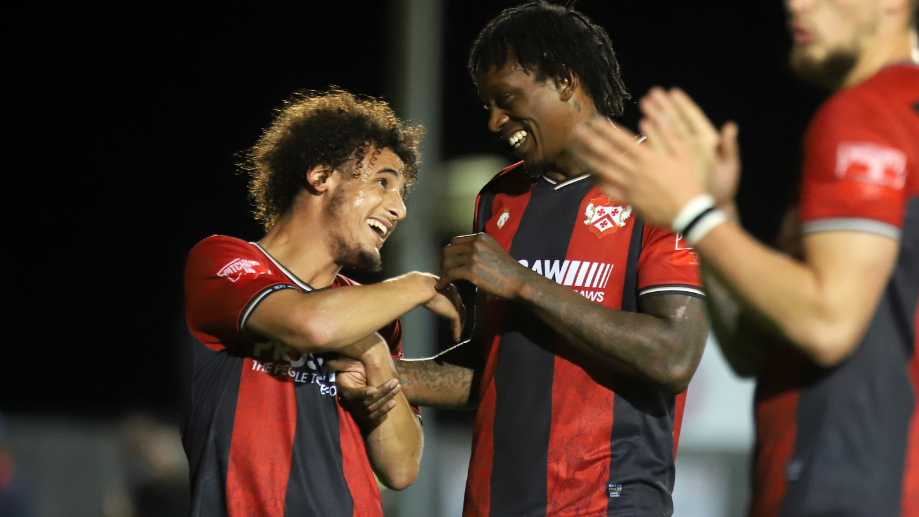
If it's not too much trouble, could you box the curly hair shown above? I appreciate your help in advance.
[468,0,630,119]
[243,88,423,231]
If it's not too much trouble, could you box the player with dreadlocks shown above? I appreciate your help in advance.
[182,89,464,517]
[337,2,709,515]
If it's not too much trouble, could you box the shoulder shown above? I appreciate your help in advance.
[185,235,272,281]
[478,161,533,197]
[189,235,258,259]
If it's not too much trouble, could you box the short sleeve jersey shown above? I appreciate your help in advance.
[181,235,408,517]
[752,63,919,517]
[463,164,703,517]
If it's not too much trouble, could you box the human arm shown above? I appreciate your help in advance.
[573,89,901,367]
[246,272,463,356]
[436,234,708,393]
[341,334,423,490]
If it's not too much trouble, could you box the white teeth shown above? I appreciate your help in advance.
[507,130,527,148]
[367,219,388,237]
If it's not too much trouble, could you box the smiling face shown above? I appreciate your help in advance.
[323,146,406,271]
[475,49,579,176]
[786,0,882,86]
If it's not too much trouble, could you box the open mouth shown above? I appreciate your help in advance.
[367,219,389,241]
[507,130,528,149]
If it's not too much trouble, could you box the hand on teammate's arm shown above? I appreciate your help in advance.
[246,271,464,355]
[437,233,708,393]
[337,334,423,491]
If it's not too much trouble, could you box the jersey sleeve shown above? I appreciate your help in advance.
[636,224,704,298]
[798,92,910,239]
[184,236,299,351]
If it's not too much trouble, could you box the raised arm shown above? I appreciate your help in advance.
[246,272,463,356]
[437,235,708,393]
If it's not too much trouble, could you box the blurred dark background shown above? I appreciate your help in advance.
[4,1,825,515]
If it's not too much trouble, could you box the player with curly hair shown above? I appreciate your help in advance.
[181,89,463,517]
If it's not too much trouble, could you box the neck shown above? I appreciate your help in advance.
[546,101,603,181]
[258,211,341,288]
[842,26,918,89]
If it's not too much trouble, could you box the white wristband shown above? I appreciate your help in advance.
[671,194,715,234]
[685,209,729,245]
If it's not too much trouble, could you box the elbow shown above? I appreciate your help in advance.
[658,359,697,394]
[661,366,693,394]
[289,317,336,354]
[377,464,420,491]
[788,323,860,369]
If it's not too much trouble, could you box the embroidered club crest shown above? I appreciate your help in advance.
[584,196,632,238]
[497,209,510,229]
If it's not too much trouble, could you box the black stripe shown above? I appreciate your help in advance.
[639,291,704,300]
[476,190,496,234]
[678,207,715,236]
[607,218,675,516]
[284,361,354,516]
[781,195,919,516]
[621,216,644,313]
[490,179,588,517]
[182,338,242,517]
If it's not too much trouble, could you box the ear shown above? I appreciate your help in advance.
[553,68,579,102]
[305,165,336,194]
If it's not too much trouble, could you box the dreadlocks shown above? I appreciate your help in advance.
[468,0,630,118]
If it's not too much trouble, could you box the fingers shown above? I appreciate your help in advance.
[719,121,740,162]
[638,117,675,156]
[641,88,690,153]
[365,380,402,419]
[670,88,719,144]
[574,124,635,184]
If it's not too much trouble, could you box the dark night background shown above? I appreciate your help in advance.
[5,2,825,418]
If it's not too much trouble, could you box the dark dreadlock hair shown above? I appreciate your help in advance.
[468,0,630,118]
[243,88,423,231]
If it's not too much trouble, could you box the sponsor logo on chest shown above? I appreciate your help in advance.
[518,259,614,302]
[249,341,337,396]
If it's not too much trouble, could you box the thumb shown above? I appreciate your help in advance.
[718,121,739,160]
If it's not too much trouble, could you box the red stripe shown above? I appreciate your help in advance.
[339,406,383,517]
[541,188,633,515]
[546,347,615,515]
[226,359,297,517]
[751,347,806,517]
[901,304,919,516]
[673,390,687,460]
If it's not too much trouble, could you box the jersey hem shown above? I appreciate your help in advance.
[638,284,705,298]
[800,218,901,240]
[238,283,299,331]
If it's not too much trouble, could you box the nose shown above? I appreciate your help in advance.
[487,107,509,133]
[386,189,407,222]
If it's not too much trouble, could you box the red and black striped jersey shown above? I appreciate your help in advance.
[752,63,919,517]
[181,235,407,517]
[463,164,703,517]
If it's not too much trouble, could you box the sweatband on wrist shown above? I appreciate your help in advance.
[684,209,729,245]
[671,194,715,235]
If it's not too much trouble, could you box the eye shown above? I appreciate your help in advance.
[496,94,513,107]
[377,177,389,188]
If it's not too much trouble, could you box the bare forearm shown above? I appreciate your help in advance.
[361,349,423,490]
[249,274,433,354]
[519,276,707,393]
[395,344,479,409]
[701,263,763,377]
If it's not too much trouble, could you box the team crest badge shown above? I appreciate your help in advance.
[497,209,510,229]
[584,196,631,238]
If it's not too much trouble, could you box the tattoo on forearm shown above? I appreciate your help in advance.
[397,359,475,408]
[526,283,708,389]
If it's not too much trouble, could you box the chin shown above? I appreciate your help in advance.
[333,242,383,272]
[790,44,857,89]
